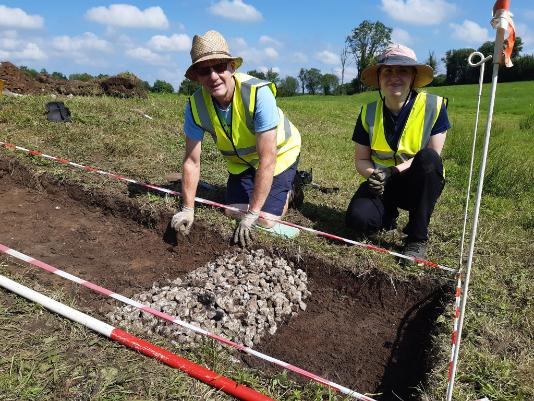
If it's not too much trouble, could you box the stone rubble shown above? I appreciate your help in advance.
[108,249,311,348]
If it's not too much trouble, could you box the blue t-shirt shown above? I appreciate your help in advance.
[184,85,280,141]
[352,91,451,151]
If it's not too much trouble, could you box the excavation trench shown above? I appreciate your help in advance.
[0,157,450,401]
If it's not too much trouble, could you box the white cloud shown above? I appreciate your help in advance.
[259,35,282,47]
[264,47,278,59]
[259,66,280,74]
[232,37,248,49]
[450,20,491,45]
[148,34,191,52]
[381,0,455,25]
[0,6,43,29]
[16,43,46,60]
[208,0,262,22]
[316,50,338,65]
[0,31,19,50]
[392,28,414,45]
[292,52,308,63]
[85,4,169,29]
[126,47,169,66]
[516,23,534,55]
[52,32,112,53]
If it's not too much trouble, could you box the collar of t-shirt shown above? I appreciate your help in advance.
[382,90,417,152]
[214,100,232,134]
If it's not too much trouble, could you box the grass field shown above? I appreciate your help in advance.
[0,80,533,401]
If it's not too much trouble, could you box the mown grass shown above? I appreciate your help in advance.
[0,81,533,401]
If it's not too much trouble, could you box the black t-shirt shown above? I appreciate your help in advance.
[352,91,451,151]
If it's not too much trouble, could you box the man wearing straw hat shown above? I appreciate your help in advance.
[346,44,451,263]
[171,30,301,247]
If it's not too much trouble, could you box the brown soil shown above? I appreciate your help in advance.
[0,62,147,98]
[0,157,450,400]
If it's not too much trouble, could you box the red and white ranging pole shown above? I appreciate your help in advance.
[446,1,515,400]
[0,274,275,401]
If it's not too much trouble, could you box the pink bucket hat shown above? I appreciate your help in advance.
[361,44,434,88]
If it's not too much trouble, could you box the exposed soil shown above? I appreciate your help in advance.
[0,61,147,98]
[0,157,450,400]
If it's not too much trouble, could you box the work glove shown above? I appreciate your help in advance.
[233,210,259,247]
[368,167,393,196]
[171,206,195,236]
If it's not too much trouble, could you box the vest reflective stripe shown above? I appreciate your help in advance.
[362,92,443,171]
[190,93,216,142]
[190,72,300,175]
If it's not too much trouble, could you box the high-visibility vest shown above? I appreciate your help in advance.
[189,72,301,176]
[361,92,445,171]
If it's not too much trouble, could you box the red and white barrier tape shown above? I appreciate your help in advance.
[0,274,275,401]
[0,243,376,401]
[0,141,455,273]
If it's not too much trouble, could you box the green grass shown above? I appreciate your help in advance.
[0,81,533,400]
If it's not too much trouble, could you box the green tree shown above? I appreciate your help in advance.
[247,70,267,80]
[151,79,174,93]
[321,73,339,95]
[304,68,322,95]
[39,68,48,75]
[19,66,39,78]
[278,76,298,97]
[425,51,438,74]
[69,73,94,82]
[178,78,200,95]
[443,48,477,84]
[51,71,67,80]
[346,20,392,92]
[298,68,307,94]
[264,68,280,85]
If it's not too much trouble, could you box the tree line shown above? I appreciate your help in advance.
[18,20,533,97]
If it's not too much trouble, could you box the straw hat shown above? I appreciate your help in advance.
[361,44,434,88]
[185,30,243,81]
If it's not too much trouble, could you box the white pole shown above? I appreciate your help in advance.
[445,23,506,401]
[0,274,114,337]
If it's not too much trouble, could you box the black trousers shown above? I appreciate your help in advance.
[345,148,445,242]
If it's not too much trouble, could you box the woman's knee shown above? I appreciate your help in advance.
[414,148,443,174]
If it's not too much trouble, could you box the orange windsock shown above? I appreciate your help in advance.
[492,0,515,67]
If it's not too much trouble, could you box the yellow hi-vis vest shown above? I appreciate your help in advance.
[361,92,445,172]
[189,72,301,176]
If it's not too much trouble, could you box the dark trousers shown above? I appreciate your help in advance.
[345,148,445,242]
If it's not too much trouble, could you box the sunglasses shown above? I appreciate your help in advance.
[195,62,229,76]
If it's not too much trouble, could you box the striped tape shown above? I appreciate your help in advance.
[0,243,376,401]
[0,141,455,273]
[0,274,275,401]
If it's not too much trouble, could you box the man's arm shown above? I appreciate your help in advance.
[182,137,202,208]
[249,128,277,213]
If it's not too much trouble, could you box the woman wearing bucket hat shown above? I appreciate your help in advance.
[171,30,301,247]
[345,43,451,263]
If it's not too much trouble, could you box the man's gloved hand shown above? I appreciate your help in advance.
[171,206,195,236]
[233,210,259,247]
[368,167,393,196]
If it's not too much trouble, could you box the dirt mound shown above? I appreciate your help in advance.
[0,61,43,94]
[100,76,148,98]
[0,61,147,98]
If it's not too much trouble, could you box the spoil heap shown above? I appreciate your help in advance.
[0,62,148,98]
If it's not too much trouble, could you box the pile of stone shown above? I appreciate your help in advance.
[108,249,311,348]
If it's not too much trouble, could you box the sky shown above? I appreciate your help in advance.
[1,1,533,89]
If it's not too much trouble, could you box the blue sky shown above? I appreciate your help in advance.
[1,1,533,89]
